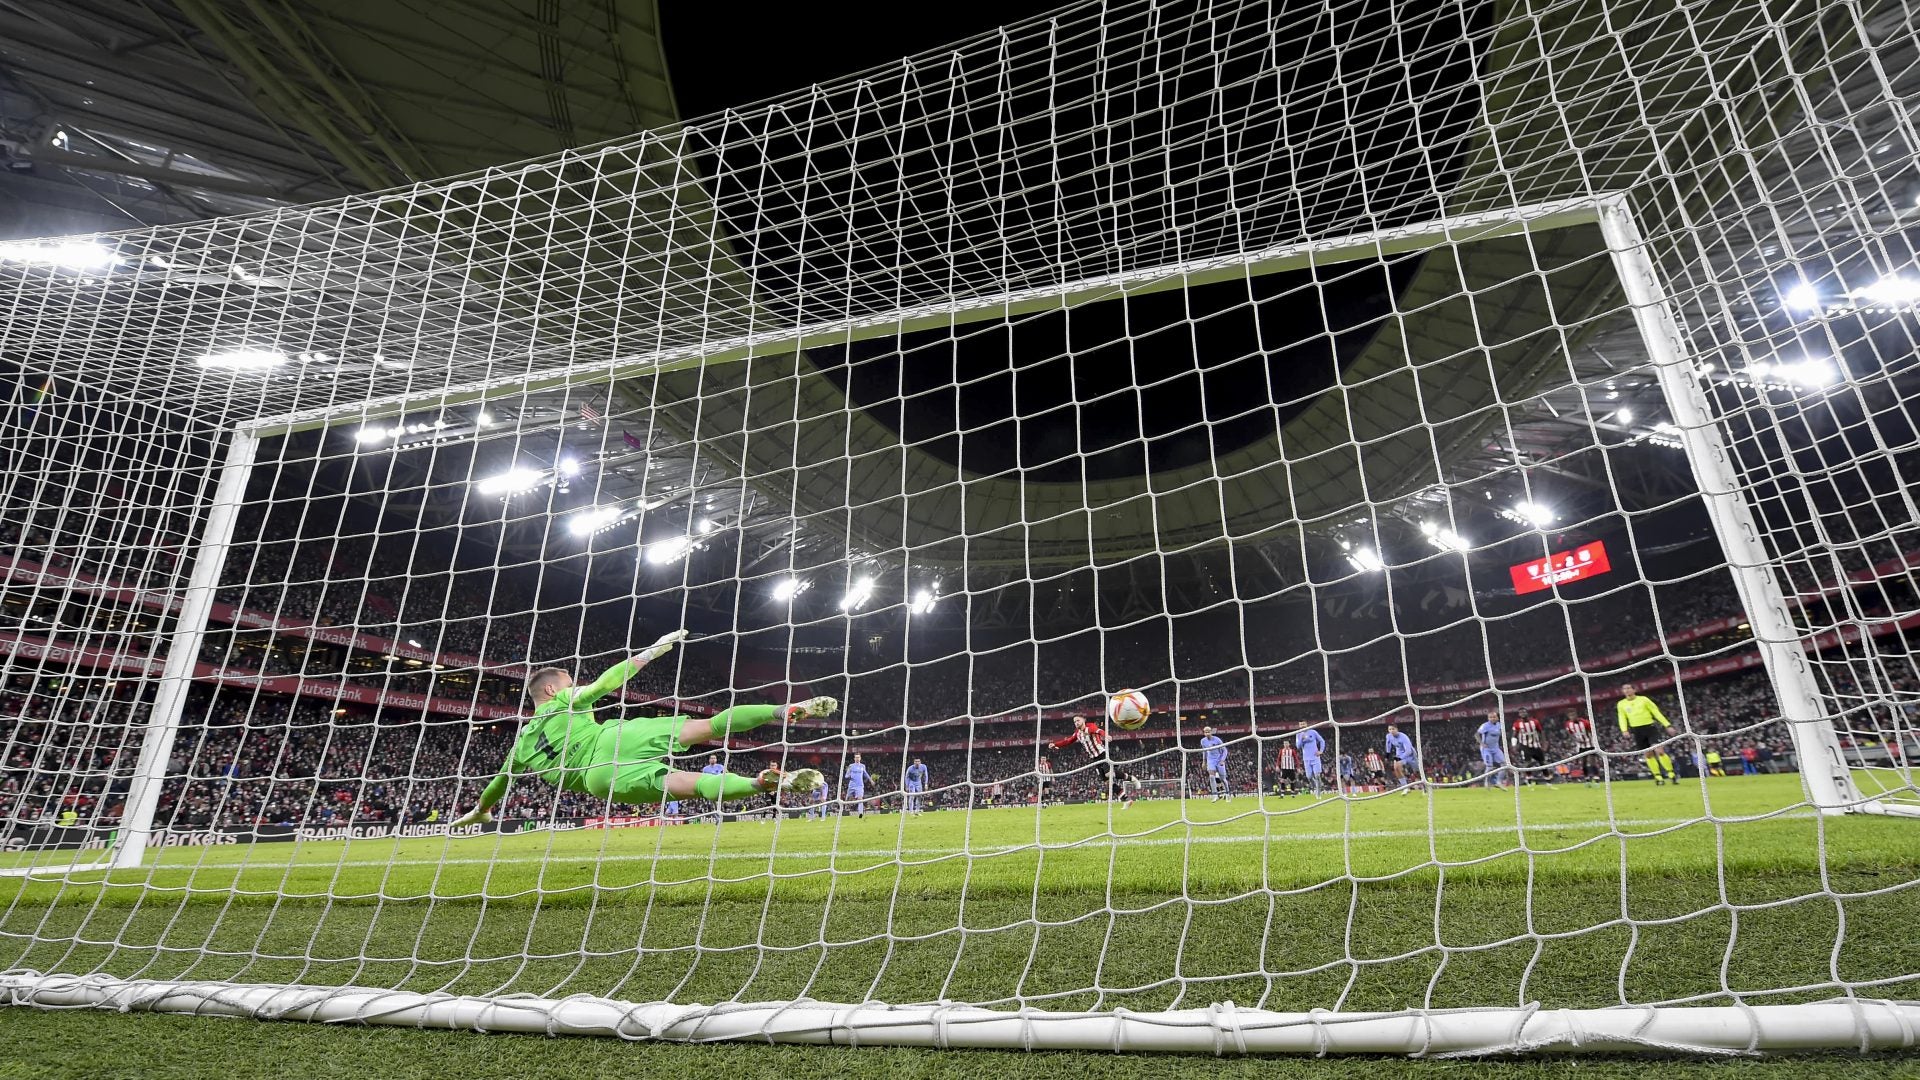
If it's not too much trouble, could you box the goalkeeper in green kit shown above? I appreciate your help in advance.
[450,630,830,825]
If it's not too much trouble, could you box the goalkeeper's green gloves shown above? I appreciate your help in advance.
[638,628,689,662]
[449,807,493,827]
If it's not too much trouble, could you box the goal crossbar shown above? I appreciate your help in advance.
[244,197,1608,438]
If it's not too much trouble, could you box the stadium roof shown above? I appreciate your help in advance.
[0,0,677,236]
[1,0,1914,615]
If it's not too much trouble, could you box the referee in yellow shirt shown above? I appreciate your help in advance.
[1617,684,1677,785]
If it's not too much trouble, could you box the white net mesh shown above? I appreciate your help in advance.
[2,0,1918,1055]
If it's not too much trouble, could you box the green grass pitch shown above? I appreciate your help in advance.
[3,773,1917,1078]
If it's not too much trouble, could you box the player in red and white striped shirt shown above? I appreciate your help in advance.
[1564,711,1601,782]
[1511,712,1547,785]
[1049,715,1134,808]
[1274,741,1301,796]
[1361,748,1386,785]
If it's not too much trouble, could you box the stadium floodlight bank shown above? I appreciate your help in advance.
[3,0,1918,1058]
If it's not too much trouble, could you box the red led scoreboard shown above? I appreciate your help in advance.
[1510,540,1612,594]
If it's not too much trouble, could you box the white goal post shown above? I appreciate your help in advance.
[1592,197,1898,818]
[75,195,1920,887]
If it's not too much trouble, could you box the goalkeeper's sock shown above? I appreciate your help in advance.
[709,705,781,737]
[1656,753,1675,779]
[693,771,764,801]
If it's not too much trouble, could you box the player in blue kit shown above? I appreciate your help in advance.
[1198,727,1228,801]
[1477,712,1510,789]
[843,753,870,818]
[697,754,728,819]
[903,756,929,814]
[1384,723,1420,794]
[1295,722,1328,797]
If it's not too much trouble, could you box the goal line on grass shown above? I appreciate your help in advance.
[11,812,1821,874]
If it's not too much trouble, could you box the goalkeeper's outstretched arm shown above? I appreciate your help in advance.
[451,771,511,827]
[573,629,691,706]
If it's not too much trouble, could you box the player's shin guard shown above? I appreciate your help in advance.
[708,705,781,737]
[1656,753,1675,779]
[694,771,763,800]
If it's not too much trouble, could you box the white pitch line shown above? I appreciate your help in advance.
[92,812,1819,874]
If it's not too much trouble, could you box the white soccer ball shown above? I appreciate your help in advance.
[1107,689,1151,730]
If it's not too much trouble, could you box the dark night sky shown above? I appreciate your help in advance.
[660,3,1065,120]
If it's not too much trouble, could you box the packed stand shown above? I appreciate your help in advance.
[0,664,1832,835]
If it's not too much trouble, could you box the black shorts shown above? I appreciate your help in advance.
[1279,768,1298,781]
[1629,725,1663,751]
[1519,745,1546,766]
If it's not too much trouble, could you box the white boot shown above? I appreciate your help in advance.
[785,696,839,721]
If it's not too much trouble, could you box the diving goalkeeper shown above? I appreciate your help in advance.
[450,630,830,825]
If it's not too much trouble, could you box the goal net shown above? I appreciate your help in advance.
[3,0,1918,1056]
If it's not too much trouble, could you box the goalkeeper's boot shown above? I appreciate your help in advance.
[784,696,839,722]
[760,767,826,795]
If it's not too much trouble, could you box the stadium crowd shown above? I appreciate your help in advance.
[3,508,1916,835]
[0,663,1838,833]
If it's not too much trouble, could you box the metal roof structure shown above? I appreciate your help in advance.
[0,0,676,235]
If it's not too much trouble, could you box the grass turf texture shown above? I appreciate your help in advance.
[2,773,1916,1072]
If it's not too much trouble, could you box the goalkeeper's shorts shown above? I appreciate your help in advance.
[1627,724,1665,751]
[581,715,688,804]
